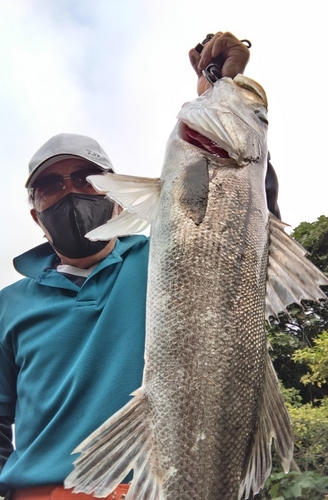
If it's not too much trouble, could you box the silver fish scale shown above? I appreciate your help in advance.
[143,135,269,500]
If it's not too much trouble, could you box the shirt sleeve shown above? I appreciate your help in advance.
[0,415,14,497]
[0,415,14,470]
[0,343,16,497]
[0,344,17,425]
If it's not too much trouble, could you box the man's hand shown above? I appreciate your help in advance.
[189,31,250,95]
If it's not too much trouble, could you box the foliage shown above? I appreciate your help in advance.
[267,304,328,402]
[291,215,328,275]
[288,397,328,475]
[280,384,302,408]
[257,470,328,499]
[293,332,328,387]
[265,388,328,477]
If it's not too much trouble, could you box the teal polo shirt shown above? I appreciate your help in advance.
[0,236,149,490]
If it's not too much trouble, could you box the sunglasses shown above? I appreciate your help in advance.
[30,168,104,200]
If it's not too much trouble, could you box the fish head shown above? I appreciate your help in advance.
[177,75,268,167]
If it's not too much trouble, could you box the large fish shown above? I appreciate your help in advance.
[65,75,328,499]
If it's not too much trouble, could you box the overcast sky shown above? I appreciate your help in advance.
[0,0,327,288]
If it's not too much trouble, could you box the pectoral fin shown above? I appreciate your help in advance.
[86,210,151,241]
[86,173,161,239]
[64,389,161,499]
[266,215,328,319]
[238,352,293,499]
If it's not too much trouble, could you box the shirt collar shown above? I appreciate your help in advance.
[13,236,147,281]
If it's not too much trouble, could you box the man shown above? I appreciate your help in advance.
[0,32,278,500]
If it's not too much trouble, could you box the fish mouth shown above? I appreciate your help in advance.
[179,122,230,158]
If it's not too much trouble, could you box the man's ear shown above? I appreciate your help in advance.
[30,208,52,243]
[30,208,39,225]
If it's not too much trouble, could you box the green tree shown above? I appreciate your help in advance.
[293,332,328,387]
[292,215,328,275]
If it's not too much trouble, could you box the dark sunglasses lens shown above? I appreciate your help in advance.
[71,169,103,190]
[34,175,63,197]
[32,168,103,199]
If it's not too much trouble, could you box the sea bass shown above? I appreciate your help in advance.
[65,75,328,500]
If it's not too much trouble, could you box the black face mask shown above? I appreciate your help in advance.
[36,193,115,259]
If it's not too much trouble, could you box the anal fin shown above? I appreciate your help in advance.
[64,389,161,499]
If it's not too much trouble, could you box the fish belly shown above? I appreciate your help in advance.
[144,162,269,499]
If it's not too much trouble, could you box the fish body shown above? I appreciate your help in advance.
[143,133,268,499]
[65,76,328,499]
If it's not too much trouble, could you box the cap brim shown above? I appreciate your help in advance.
[26,154,114,188]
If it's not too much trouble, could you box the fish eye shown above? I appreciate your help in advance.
[254,109,269,126]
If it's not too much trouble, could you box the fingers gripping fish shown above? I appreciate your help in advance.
[65,75,328,500]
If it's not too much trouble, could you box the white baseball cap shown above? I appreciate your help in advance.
[26,133,115,187]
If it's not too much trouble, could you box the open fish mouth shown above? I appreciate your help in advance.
[179,122,230,158]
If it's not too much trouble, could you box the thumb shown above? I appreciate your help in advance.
[189,48,202,77]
